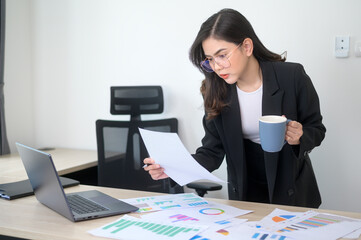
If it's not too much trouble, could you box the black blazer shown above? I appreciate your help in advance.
[192,61,326,208]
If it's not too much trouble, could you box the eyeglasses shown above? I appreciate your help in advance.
[200,43,242,73]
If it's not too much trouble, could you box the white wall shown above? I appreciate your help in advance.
[4,0,361,212]
[4,0,34,147]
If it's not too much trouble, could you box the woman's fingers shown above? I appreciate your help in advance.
[286,121,303,145]
[143,157,155,165]
[143,158,169,180]
[149,168,169,180]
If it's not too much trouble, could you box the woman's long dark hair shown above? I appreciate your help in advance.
[189,8,285,119]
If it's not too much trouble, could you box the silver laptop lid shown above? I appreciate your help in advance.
[16,143,75,221]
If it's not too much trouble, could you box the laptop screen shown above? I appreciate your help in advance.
[16,143,75,221]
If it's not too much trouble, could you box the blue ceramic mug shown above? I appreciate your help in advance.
[259,115,290,152]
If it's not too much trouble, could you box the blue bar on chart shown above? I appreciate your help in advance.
[188,201,208,207]
[251,232,286,240]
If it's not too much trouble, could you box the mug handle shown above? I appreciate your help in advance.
[284,119,292,145]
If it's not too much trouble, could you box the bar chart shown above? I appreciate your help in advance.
[277,213,345,233]
[89,215,208,240]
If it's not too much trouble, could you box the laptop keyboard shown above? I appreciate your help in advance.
[67,194,108,215]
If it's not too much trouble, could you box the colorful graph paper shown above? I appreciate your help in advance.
[277,213,345,233]
[88,215,208,240]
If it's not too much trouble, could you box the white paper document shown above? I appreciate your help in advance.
[121,193,209,213]
[255,208,361,240]
[88,214,208,240]
[139,128,225,186]
[141,201,252,225]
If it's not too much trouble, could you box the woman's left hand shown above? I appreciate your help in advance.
[286,120,303,145]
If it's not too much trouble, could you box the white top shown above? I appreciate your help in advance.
[236,84,263,144]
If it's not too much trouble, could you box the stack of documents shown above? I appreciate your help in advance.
[88,194,361,240]
[88,193,252,240]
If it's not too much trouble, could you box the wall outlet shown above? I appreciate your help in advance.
[335,36,349,58]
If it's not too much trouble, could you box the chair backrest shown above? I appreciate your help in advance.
[96,86,183,194]
[110,86,163,121]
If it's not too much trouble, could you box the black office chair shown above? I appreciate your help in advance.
[186,181,223,197]
[96,86,183,193]
[96,85,222,196]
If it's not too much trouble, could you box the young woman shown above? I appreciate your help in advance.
[144,8,326,208]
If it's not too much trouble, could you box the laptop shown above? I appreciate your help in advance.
[16,142,139,222]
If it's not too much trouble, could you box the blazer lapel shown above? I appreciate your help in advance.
[260,61,284,203]
[222,84,242,138]
[221,84,247,197]
[261,61,284,115]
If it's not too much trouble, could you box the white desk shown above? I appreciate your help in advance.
[1,149,360,239]
[0,148,97,183]
[0,185,360,240]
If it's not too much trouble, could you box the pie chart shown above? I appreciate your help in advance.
[199,208,225,215]
[272,215,295,222]
[216,229,229,236]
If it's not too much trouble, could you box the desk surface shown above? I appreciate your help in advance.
[0,184,360,240]
[1,150,360,239]
[0,148,97,183]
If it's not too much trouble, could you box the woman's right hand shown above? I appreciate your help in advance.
[143,158,169,180]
